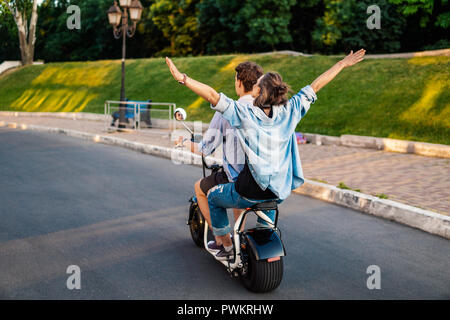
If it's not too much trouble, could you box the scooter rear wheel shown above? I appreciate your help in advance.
[188,202,205,248]
[240,247,283,293]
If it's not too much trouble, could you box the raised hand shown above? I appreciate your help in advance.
[311,49,366,93]
[340,49,366,68]
[166,57,184,82]
[165,57,220,106]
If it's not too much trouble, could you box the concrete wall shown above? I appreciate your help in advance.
[0,61,44,75]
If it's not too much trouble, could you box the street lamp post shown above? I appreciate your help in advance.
[107,0,143,128]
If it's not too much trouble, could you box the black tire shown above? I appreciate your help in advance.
[240,246,283,293]
[188,202,205,248]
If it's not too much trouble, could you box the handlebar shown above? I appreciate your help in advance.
[201,154,222,177]
[189,132,222,177]
[175,119,222,177]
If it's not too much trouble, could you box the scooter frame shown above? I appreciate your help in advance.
[203,203,278,274]
[175,116,285,277]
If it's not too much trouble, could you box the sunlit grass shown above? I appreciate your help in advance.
[11,88,98,112]
[0,54,448,144]
[399,76,449,126]
[219,55,251,72]
[32,61,118,87]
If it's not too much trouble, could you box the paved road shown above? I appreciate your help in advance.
[3,115,448,214]
[0,127,449,300]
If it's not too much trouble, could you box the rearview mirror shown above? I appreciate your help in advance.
[174,108,187,121]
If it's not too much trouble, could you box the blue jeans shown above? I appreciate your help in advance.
[207,182,281,236]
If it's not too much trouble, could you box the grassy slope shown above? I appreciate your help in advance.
[0,54,448,144]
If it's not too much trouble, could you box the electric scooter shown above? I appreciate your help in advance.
[174,108,285,293]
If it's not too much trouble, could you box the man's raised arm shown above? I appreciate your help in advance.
[166,57,221,106]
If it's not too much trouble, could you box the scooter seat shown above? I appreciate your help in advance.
[251,201,278,211]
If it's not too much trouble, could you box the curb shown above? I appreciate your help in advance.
[303,133,450,159]
[0,111,210,132]
[293,180,449,239]
[1,120,449,239]
[329,48,450,59]
[0,111,108,122]
[257,48,450,59]
[2,111,448,158]
[0,61,44,75]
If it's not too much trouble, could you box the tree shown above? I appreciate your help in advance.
[33,0,164,62]
[289,0,325,53]
[389,0,449,50]
[240,0,296,51]
[198,0,296,54]
[2,0,39,65]
[197,0,247,54]
[312,0,406,53]
[0,3,20,62]
[389,0,435,26]
[150,0,201,56]
[36,0,119,62]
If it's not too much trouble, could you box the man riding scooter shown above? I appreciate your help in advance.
[167,49,366,260]
[175,62,264,252]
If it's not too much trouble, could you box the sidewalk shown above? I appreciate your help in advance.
[1,114,448,216]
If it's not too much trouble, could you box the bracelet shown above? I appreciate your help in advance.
[178,73,187,85]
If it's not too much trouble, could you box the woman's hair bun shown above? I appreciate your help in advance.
[254,72,290,107]
[276,84,288,95]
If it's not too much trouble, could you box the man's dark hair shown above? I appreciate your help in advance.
[235,62,264,93]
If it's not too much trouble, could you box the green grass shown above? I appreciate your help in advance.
[0,54,449,144]
[337,182,362,193]
[337,183,388,198]
[311,178,329,184]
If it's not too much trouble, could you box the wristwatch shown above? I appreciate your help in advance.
[178,73,187,85]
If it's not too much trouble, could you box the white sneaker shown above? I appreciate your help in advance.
[215,248,235,261]
[207,241,223,252]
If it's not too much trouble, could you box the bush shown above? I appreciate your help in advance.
[312,0,406,53]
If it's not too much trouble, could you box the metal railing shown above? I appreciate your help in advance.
[104,100,176,131]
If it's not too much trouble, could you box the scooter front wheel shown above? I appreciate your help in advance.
[188,201,205,248]
[240,247,283,293]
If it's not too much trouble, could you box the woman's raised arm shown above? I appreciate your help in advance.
[166,57,221,106]
[310,49,366,93]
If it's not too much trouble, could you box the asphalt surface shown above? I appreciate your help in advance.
[0,127,449,300]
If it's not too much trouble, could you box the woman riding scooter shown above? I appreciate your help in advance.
[166,49,366,260]
[176,62,264,251]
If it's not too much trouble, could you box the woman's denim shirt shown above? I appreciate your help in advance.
[211,85,317,200]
